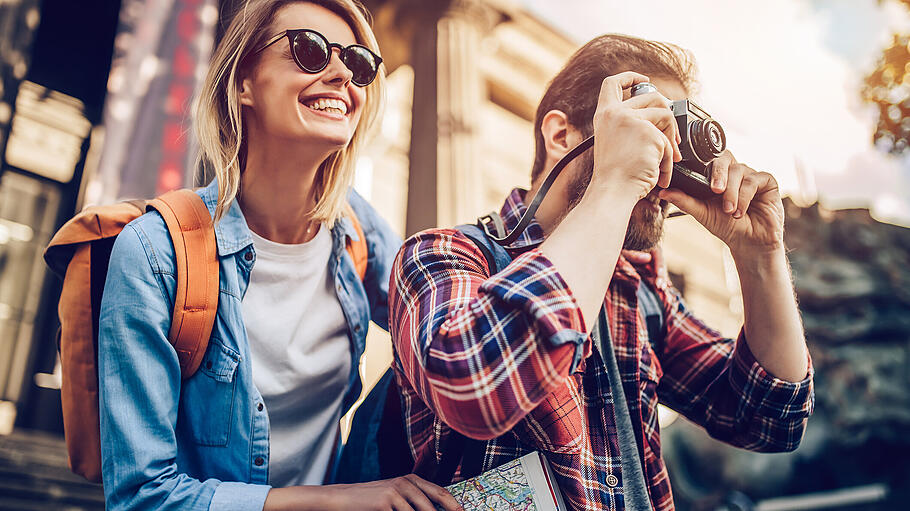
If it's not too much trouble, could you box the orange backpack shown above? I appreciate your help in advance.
[44,189,368,483]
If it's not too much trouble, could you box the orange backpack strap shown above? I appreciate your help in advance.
[148,190,219,378]
[345,205,368,281]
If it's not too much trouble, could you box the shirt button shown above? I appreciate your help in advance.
[244,251,253,261]
[336,284,343,292]
[205,360,213,370]
[254,457,264,466]
[606,474,619,488]
[354,325,362,334]
[257,402,264,412]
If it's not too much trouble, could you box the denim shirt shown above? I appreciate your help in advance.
[97,179,402,511]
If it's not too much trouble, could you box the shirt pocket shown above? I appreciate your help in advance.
[179,337,240,446]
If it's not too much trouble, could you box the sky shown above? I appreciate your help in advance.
[520,0,910,226]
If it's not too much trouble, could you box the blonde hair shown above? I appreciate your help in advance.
[193,0,385,223]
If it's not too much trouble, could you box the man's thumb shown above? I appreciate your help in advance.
[658,188,709,223]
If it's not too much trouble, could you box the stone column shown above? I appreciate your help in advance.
[435,0,499,228]
[406,0,501,235]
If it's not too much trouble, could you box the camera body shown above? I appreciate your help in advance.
[630,83,726,199]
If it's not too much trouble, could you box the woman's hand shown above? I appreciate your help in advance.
[263,474,463,511]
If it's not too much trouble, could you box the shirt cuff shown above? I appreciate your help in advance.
[209,481,271,511]
[480,249,590,372]
[730,331,815,421]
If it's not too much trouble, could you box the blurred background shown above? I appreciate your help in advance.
[0,0,908,509]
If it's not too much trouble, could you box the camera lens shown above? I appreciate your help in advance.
[689,118,726,162]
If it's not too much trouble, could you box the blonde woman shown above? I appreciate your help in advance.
[97,1,459,510]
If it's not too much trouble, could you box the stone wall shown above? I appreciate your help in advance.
[662,199,910,510]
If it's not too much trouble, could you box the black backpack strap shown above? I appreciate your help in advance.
[456,220,512,275]
[636,280,666,354]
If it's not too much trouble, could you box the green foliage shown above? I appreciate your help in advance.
[863,0,910,153]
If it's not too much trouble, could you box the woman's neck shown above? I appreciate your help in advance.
[238,140,330,245]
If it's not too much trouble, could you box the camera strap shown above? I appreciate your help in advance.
[591,308,653,511]
[480,136,594,245]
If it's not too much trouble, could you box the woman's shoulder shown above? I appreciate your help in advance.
[111,210,177,276]
[345,188,380,228]
[346,188,402,242]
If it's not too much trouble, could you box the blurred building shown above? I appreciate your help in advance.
[351,0,744,398]
[0,0,742,466]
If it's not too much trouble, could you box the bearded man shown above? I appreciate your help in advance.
[387,34,813,511]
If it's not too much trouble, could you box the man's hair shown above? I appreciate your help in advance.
[530,34,697,182]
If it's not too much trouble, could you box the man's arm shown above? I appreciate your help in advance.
[652,272,813,453]
[389,229,590,440]
[388,72,683,440]
[656,151,813,452]
[658,150,809,382]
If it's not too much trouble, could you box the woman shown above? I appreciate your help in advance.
[97,1,459,509]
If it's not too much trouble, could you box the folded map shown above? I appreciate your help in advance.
[442,451,567,511]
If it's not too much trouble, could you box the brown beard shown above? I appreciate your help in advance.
[565,150,668,251]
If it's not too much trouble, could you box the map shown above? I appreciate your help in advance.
[445,458,538,511]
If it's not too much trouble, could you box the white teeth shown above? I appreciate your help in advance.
[304,97,347,115]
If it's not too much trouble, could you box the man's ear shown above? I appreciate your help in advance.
[239,76,255,107]
[540,109,571,160]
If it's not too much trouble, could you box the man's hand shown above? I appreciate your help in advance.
[263,475,463,511]
[657,150,784,259]
[586,72,682,205]
[658,150,809,382]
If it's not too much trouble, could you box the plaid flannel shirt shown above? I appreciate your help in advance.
[388,188,814,510]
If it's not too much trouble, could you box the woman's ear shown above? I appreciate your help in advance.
[540,109,571,160]
[239,76,255,107]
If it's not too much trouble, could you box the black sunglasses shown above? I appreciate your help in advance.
[257,28,382,87]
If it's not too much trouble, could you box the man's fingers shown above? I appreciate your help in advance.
[622,249,653,265]
[658,188,708,224]
[722,163,745,215]
[735,170,772,219]
[598,72,650,107]
[404,475,462,511]
[624,92,673,110]
[635,107,682,162]
[658,135,673,189]
[710,150,736,193]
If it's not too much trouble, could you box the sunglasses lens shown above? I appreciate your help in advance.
[343,46,379,86]
[293,31,330,72]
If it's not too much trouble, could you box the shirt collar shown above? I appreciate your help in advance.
[333,191,363,244]
[198,178,253,257]
[498,188,547,250]
[497,187,650,284]
[199,179,359,257]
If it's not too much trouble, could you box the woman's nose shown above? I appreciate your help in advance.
[321,48,353,86]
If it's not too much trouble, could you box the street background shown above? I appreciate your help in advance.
[0,0,908,509]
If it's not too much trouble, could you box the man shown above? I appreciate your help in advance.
[387,34,813,510]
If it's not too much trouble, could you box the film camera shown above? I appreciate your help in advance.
[630,82,726,199]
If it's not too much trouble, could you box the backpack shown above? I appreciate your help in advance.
[347,212,666,485]
[44,189,368,483]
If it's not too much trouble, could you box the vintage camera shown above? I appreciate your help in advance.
[630,82,726,199]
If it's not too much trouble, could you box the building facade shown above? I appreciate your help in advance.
[0,0,743,437]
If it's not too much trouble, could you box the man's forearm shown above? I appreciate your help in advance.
[539,191,638,332]
[733,247,809,382]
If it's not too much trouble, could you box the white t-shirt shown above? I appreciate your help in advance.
[242,224,351,487]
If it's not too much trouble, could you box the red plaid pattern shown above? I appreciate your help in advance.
[388,189,814,510]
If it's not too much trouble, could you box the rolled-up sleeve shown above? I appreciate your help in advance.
[655,280,814,453]
[389,229,588,440]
